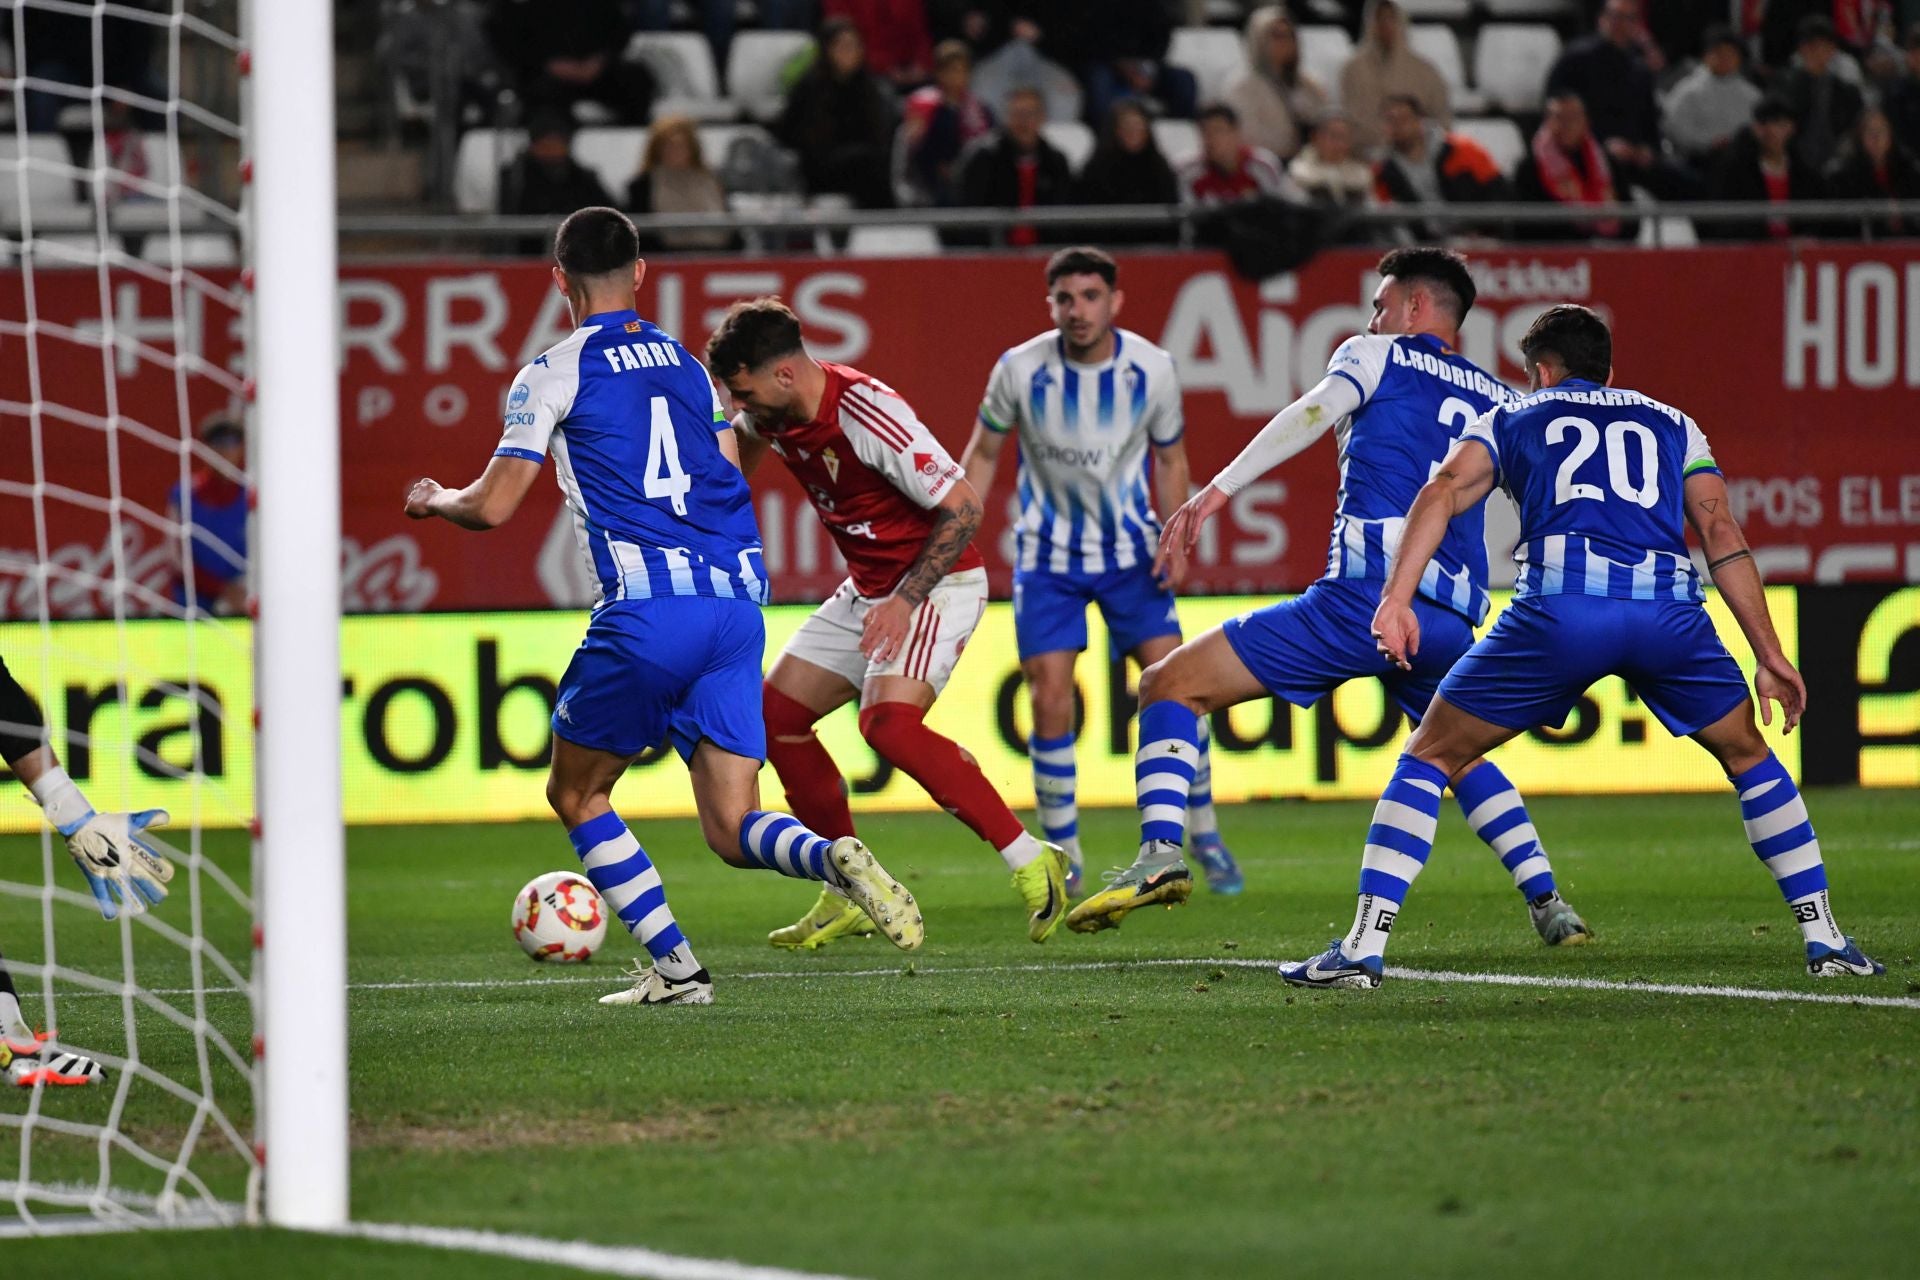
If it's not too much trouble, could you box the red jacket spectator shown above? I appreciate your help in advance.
[824,0,933,86]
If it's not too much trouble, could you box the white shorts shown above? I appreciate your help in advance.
[781,567,988,695]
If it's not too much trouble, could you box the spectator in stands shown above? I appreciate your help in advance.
[1704,98,1824,241]
[1779,16,1866,176]
[1885,26,1920,154]
[1761,0,1889,67]
[1026,1,1201,124]
[1662,25,1764,164]
[16,0,165,132]
[1181,103,1300,205]
[955,86,1074,244]
[625,116,733,253]
[1224,7,1331,162]
[969,14,1084,124]
[498,110,615,244]
[903,40,996,205]
[1339,0,1451,151]
[1545,1,1664,192]
[1512,91,1632,242]
[1290,113,1373,207]
[1825,105,1920,236]
[485,0,654,125]
[1372,94,1507,240]
[1075,99,1182,241]
[824,0,935,90]
[167,419,249,617]
[777,19,898,209]
[1643,0,1732,66]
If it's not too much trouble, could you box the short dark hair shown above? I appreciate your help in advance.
[1754,95,1793,124]
[1519,304,1612,382]
[1045,246,1117,288]
[1197,102,1239,128]
[1375,246,1476,321]
[1701,24,1740,55]
[704,297,804,378]
[553,206,638,276]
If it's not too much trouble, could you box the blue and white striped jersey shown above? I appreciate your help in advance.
[1320,333,1514,624]
[1461,380,1720,602]
[979,328,1183,574]
[495,309,767,608]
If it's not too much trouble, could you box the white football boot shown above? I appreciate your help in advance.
[599,959,715,1006]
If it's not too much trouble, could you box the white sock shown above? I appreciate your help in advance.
[1342,893,1402,963]
[998,830,1045,872]
[1187,720,1220,838]
[1789,889,1845,950]
[653,942,703,982]
[27,766,92,837]
[1133,839,1184,871]
[0,991,31,1044]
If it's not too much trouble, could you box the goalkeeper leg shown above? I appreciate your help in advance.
[1,655,174,919]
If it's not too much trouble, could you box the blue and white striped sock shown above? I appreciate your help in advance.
[739,810,838,883]
[568,812,699,978]
[1029,732,1079,853]
[1451,760,1556,902]
[1187,718,1220,839]
[1731,753,1844,948]
[1136,701,1201,863]
[1343,754,1449,962]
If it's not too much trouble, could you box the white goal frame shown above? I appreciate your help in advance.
[250,0,345,1230]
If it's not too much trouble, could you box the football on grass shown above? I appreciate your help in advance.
[511,871,608,962]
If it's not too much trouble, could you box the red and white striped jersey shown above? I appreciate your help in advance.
[740,362,982,598]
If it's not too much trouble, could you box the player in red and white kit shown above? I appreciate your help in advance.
[705,298,1071,947]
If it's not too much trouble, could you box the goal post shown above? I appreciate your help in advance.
[249,0,347,1230]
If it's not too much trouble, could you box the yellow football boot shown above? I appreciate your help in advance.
[768,887,877,950]
[1012,842,1070,943]
[1065,860,1193,933]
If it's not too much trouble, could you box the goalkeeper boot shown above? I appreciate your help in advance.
[1806,936,1884,978]
[829,837,923,952]
[1012,842,1070,943]
[1190,832,1244,896]
[7,1047,107,1087]
[1529,891,1591,946]
[1278,940,1383,991]
[599,959,715,1007]
[1065,851,1193,934]
[769,888,876,951]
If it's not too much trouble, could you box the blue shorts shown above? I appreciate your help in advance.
[552,596,767,763]
[1013,563,1182,662]
[1438,594,1750,736]
[1222,579,1475,722]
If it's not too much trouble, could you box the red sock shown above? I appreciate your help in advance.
[763,685,855,840]
[858,701,1025,848]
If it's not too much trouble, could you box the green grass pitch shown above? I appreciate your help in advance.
[4,789,1918,1278]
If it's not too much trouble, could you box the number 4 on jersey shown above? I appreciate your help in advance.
[645,395,692,516]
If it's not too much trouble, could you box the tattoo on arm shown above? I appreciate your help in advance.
[1708,549,1753,572]
[894,495,980,606]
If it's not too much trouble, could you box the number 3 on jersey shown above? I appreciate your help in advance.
[645,395,692,515]
[1546,415,1659,509]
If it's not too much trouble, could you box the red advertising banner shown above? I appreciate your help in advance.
[3,243,1916,616]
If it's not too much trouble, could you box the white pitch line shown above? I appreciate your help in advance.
[44,957,1920,1010]
[333,1220,865,1280]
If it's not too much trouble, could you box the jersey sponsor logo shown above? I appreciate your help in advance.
[914,451,938,477]
[1792,900,1821,924]
[843,520,876,539]
[1376,907,1397,934]
[504,412,536,427]
[1030,441,1109,467]
[508,382,530,410]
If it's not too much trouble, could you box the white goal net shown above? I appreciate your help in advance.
[1,0,263,1234]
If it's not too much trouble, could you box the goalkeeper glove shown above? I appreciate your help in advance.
[65,809,175,921]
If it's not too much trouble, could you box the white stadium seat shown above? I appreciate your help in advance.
[1151,118,1203,170]
[454,128,524,213]
[1395,0,1472,18]
[1452,117,1527,176]
[845,225,942,257]
[1473,24,1562,114]
[1167,27,1246,103]
[140,232,239,267]
[1041,121,1096,173]
[1483,0,1581,17]
[1408,24,1480,113]
[1298,26,1354,102]
[727,30,814,122]
[625,31,734,122]
[572,127,649,198]
[0,136,81,226]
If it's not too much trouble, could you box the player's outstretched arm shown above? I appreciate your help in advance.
[403,455,542,531]
[1684,470,1805,731]
[1373,437,1496,670]
[1159,374,1362,573]
[861,479,983,662]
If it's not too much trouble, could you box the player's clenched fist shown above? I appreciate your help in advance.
[403,477,444,518]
